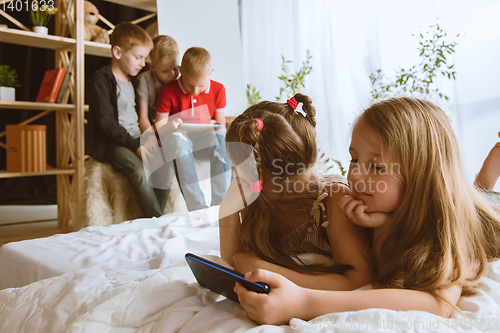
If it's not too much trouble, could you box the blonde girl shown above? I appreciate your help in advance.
[234,97,500,325]
[219,93,373,291]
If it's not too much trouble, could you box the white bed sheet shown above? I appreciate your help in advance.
[2,206,500,332]
[0,206,220,290]
[1,257,500,332]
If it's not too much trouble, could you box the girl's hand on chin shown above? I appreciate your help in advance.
[234,269,308,325]
[338,195,391,228]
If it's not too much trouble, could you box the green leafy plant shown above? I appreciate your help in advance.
[245,50,313,106]
[246,84,262,107]
[0,65,21,88]
[333,159,347,176]
[316,149,347,176]
[31,1,58,27]
[276,50,313,102]
[369,23,459,101]
[244,52,345,175]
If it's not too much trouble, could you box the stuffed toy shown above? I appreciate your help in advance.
[83,1,109,44]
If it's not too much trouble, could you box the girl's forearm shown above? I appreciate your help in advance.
[253,260,369,291]
[302,287,455,320]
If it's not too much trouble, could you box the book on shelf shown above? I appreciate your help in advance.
[55,71,72,103]
[36,68,67,103]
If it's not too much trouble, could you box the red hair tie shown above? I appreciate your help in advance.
[254,118,264,131]
[250,180,262,193]
[287,96,307,117]
[287,97,298,110]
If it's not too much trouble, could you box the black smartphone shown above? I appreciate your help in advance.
[185,253,270,303]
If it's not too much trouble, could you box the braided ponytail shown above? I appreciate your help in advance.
[225,94,346,274]
[288,93,317,127]
[227,117,264,182]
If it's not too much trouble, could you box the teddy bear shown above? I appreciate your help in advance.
[83,1,109,44]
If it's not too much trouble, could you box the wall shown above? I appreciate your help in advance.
[156,0,247,117]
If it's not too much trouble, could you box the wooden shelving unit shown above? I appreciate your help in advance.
[0,0,157,238]
[0,0,85,231]
[0,21,112,58]
[0,166,75,178]
[103,0,157,12]
[0,100,77,110]
[84,40,112,58]
[0,26,75,49]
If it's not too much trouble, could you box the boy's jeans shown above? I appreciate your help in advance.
[110,146,170,217]
[167,132,231,211]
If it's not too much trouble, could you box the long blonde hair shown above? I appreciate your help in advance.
[359,97,500,296]
[226,94,350,274]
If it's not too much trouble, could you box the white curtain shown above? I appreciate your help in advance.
[240,0,500,190]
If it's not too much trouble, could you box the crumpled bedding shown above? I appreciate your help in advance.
[1,207,500,332]
[0,207,221,290]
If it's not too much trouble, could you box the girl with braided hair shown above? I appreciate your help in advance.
[219,93,373,292]
[233,97,500,325]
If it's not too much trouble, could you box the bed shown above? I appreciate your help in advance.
[0,207,220,290]
[1,206,500,332]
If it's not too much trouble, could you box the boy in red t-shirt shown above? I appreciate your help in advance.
[154,47,230,211]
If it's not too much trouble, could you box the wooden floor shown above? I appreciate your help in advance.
[0,205,69,247]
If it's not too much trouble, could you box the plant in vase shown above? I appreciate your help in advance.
[31,1,58,35]
[0,65,21,101]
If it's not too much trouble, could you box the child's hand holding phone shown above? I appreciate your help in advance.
[185,253,270,303]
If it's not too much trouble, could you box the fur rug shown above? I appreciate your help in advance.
[75,158,211,230]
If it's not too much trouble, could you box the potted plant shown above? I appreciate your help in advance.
[31,1,58,35]
[0,65,21,101]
